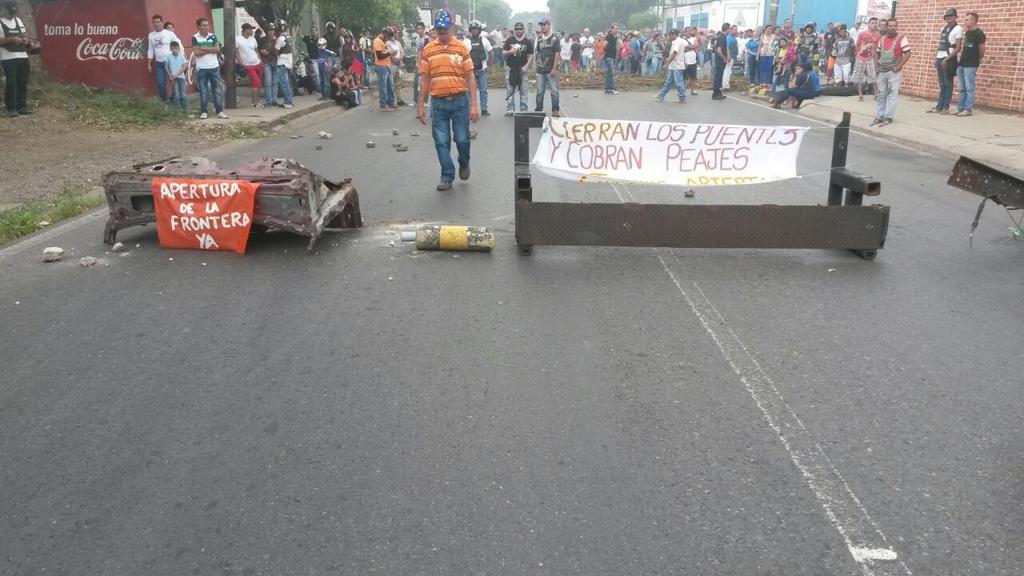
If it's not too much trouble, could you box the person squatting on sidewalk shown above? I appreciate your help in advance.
[417,10,479,192]
[872,19,912,127]
[502,22,533,115]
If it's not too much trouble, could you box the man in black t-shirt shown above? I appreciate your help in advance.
[502,22,533,115]
[955,11,985,116]
[603,23,620,94]
[712,22,731,100]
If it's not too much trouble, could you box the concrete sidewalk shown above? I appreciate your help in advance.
[191,85,339,127]
[785,90,1024,174]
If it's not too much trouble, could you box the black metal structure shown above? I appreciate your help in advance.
[514,111,889,260]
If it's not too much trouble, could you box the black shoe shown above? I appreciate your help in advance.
[481,109,490,116]
[459,164,470,181]
[437,179,453,191]
[535,107,543,112]
[6,110,18,118]
[16,108,31,115]
[712,93,726,100]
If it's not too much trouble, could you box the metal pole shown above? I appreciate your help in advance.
[224,0,237,109]
[789,0,796,24]
[828,112,851,206]
[768,0,779,27]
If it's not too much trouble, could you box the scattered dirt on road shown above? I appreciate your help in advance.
[0,107,224,207]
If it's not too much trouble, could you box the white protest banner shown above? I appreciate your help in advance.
[532,117,809,187]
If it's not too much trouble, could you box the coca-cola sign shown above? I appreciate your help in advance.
[76,37,145,61]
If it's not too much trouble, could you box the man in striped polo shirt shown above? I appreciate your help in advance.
[417,10,479,191]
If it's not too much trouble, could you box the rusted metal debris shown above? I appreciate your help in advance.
[948,156,1024,210]
[102,157,362,252]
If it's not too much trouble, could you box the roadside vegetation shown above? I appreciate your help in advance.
[0,184,103,245]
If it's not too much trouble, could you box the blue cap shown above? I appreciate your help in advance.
[434,9,453,30]
[539,17,551,25]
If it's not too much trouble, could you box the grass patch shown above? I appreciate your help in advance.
[0,184,103,245]
[45,84,186,129]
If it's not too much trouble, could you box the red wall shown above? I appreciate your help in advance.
[34,0,213,95]
[895,0,1024,112]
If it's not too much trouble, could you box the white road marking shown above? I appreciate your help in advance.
[0,209,107,261]
[610,182,910,576]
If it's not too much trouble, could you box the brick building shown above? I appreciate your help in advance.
[895,0,1023,112]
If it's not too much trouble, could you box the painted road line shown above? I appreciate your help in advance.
[612,182,910,576]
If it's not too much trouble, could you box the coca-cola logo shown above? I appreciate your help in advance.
[76,37,145,61]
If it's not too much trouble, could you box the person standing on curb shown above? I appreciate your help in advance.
[191,17,228,119]
[463,21,492,116]
[147,14,179,103]
[236,23,264,107]
[929,7,962,114]
[502,22,533,116]
[417,10,479,192]
[654,29,686,103]
[603,23,620,94]
[872,19,911,126]
[712,22,731,100]
[273,23,295,109]
[0,1,33,118]
[852,16,879,102]
[533,17,561,117]
[955,12,984,116]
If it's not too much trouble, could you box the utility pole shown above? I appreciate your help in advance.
[224,0,237,109]
[789,0,797,25]
[768,0,779,26]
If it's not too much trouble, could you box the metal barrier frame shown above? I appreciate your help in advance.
[514,111,889,260]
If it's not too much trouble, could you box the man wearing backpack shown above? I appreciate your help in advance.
[463,21,492,116]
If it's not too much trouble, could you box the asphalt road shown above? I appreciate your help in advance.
[2,88,1022,576]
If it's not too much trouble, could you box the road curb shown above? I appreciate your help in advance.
[265,100,337,128]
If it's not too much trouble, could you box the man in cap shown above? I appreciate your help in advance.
[533,17,561,117]
[236,23,264,107]
[417,10,479,191]
[463,20,492,116]
[502,22,533,115]
[928,7,962,114]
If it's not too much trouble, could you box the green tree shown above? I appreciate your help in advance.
[627,10,658,32]
[547,0,655,33]
[509,11,549,28]
[448,0,512,28]
[316,0,420,33]
[245,0,309,30]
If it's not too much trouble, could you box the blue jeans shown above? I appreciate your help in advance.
[196,67,223,114]
[712,55,726,95]
[658,69,687,101]
[154,61,168,101]
[934,58,955,110]
[263,63,275,105]
[876,70,902,120]
[271,64,293,105]
[956,66,977,112]
[536,71,559,111]
[430,94,471,182]
[473,68,488,111]
[505,71,529,112]
[319,60,332,97]
[746,55,757,82]
[602,57,615,91]
[312,58,323,93]
[170,76,189,110]
[375,65,394,106]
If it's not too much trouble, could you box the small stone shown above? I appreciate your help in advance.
[135,243,141,248]
[42,247,64,262]
[317,130,328,138]
[388,240,396,247]
[119,252,131,258]
[396,145,408,152]
[387,276,394,281]
[470,130,478,139]
[79,256,97,267]
[37,220,51,227]
[366,141,376,148]
[315,145,323,150]
[201,263,207,266]
[168,257,174,261]
[290,134,302,139]
[411,131,420,137]
[111,242,125,252]
[685,189,696,198]
[392,129,400,135]
[393,143,402,147]
[828,268,837,272]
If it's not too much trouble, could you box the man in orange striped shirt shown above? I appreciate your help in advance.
[417,10,479,191]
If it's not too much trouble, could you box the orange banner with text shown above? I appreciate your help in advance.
[152,178,259,253]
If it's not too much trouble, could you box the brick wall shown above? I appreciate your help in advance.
[895,0,1023,112]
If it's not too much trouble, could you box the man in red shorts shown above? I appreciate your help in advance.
[235,23,264,107]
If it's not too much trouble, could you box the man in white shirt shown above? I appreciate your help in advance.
[236,23,264,107]
[580,28,595,71]
[489,27,504,67]
[147,14,180,102]
[1,1,34,117]
[654,29,687,102]
[681,28,699,95]
[191,17,228,119]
